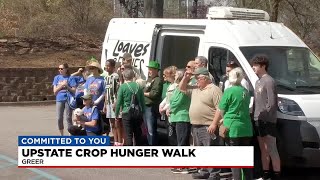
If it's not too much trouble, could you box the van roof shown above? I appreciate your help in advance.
[109,18,306,48]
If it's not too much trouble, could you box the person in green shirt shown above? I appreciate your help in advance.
[115,69,145,146]
[143,61,163,145]
[209,67,253,180]
[162,80,170,101]
[169,69,191,146]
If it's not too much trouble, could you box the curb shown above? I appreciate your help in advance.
[0,100,56,107]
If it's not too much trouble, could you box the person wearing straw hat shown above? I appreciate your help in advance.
[84,61,110,135]
[84,61,106,112]
[144,60,163,145]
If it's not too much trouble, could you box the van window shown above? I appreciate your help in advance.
[241,46,320,94]
[208,47,237,84]
[161,36,200,69]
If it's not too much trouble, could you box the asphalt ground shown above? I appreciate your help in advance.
[0,104,319,180]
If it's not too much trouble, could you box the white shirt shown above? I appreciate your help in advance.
[159,83,178,111]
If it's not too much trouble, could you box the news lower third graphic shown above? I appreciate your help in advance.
[18,136,254,168]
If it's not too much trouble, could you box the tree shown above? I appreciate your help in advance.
[119,0,163,18]
[143,0,152,17]
[64,0,93,29]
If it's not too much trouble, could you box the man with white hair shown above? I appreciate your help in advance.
[179,67,222,180]
[209,67,253,180]
[194,56,215,83]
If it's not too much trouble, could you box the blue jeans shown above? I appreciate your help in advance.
[144,106,158,145]
[56,101,72,130]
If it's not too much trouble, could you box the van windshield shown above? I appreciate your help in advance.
[240,46,320,94]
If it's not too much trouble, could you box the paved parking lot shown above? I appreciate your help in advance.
[0,104,319,180]
[0,105,194,180]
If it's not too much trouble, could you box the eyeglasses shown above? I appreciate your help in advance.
[88,67,96,70]
[226,61,237,68]
[58,68,64,70]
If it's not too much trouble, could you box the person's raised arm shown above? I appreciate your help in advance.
[179,71,192,94]
[71,68,84,76]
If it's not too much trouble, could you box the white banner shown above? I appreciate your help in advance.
[18,146,253,168]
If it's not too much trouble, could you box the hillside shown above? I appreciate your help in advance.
[0,34,102,68]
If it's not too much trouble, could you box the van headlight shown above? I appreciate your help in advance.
[278,97,305,116]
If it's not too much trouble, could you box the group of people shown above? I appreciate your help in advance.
[52,53,281,180]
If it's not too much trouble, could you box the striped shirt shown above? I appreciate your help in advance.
[104,72,120,105]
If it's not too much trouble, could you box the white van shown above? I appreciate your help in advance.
[101,7,320,167]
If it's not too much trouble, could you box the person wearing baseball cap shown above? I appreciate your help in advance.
[179,66,223,179]
[75,94,101,136]
[144,60,163,145]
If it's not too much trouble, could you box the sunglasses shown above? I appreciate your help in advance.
[226,61,237,67]
[58,68,64,70]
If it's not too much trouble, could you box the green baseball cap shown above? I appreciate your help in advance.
[193,67,209,75]
[147,60,160,70]
[81,94,92,100]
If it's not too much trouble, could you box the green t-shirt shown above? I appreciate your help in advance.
[115,82,145,117]
[219,86,253,138]
[169,89,191,123]
[162,81,170,100]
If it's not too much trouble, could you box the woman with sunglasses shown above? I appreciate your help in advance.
[53,63,77,135]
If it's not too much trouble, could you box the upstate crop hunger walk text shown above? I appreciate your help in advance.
[21,148,196,158]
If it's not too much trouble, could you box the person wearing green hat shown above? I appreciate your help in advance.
[144,60,163,145]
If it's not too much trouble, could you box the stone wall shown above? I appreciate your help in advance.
[0,67,80,102]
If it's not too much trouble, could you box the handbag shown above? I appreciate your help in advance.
[66,77,77,110]
[218,90,246,138]
[66,91,77,110]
